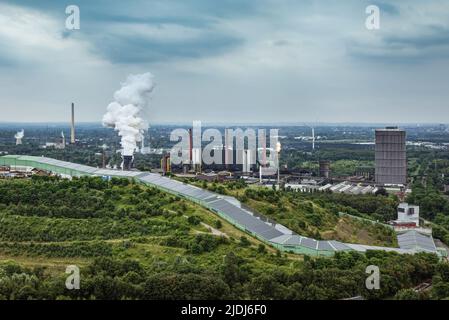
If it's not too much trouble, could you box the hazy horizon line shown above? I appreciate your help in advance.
[0,121,447,127]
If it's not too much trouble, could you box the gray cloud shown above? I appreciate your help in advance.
[88,30,244,64]
[372,1,400,15]
[347,25,449,62]
[385,25,449,49]
[0,0,449,123]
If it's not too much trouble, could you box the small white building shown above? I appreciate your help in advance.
[395,203,420,227]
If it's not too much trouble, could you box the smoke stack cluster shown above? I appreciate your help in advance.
[102,72,155,166]
[14,129,24,145]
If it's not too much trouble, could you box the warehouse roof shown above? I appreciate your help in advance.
[397,230,437,253]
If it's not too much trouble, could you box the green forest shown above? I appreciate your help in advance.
[1,176,449,300]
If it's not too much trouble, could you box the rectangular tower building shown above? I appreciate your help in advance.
[375,127,407,185]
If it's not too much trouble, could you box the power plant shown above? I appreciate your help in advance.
[102,72,155,172]
[375,126,407,185]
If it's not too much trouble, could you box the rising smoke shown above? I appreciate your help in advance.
[102,73,155,156]
[14,129,24,139]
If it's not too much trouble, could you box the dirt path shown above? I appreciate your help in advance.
[199,222,229,238]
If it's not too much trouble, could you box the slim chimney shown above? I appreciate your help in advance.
[312,127,315,151]
[61,131,66,149]
[70,102,75,144]
[188,128,193,163]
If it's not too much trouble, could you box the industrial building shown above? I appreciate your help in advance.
[0,155,441,257]
[285,181,380,195]
[161,153,171,175]
[394,203,420,227]
[375,127,407,185]
[397,230,437,253]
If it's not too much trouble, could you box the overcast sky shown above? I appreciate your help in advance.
[0,0,448,124]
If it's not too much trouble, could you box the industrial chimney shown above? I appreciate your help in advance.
[122,155,134,171]
[189,128,193,164]
[70,102,75,144]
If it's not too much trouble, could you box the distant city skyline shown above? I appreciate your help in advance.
[0,0,449,123]
[0,121,448,127]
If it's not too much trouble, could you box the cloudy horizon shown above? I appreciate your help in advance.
[1,0,449,124]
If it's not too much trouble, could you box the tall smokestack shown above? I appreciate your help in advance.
[61,131,66,149]
[70,102,75,144]
[188,128,193,163]
[312,127,315,151]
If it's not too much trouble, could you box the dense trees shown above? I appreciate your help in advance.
[0,241,113,258]
[405,157,449,245]
[0,250,445,300]
[0,176,448,300]
[0,177,191,243]
[407,182,449,220]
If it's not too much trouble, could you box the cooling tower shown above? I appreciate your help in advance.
[319,160,331,178]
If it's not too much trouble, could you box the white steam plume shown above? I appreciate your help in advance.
[14,129,24,139]
[102,73,155,156]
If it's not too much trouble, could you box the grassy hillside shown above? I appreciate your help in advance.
[0,176,282,269]
[190,180,397,247]
[0,176,446,300]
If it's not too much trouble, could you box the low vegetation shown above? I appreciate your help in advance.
[191,180,398,247]
[0,176,447,300]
